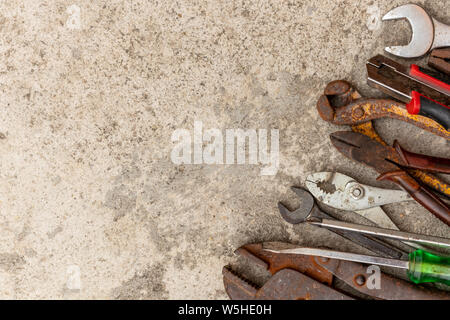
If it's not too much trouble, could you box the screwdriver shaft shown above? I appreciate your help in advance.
[310,218,450,249]
[267,247,409,269]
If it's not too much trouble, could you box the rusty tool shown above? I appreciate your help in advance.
[266,246,450,286]
[278,187,450,248]
[317,80,450,198]
[222,267,352,300]
[279,187,407,259]
[305,172,431,251]
[225,243,450,300]
[367,55,450,129]
[330,131,450,225]
[382,4,450,58]
[429,48,450,75]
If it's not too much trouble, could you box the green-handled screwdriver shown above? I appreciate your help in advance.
[265,247,450,285]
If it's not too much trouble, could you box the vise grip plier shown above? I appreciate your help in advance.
[305,172,444,253]
[223,243,450,300]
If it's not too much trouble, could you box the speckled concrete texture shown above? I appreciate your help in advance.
[0,1,448,299]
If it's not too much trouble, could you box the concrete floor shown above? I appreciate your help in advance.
[0,0,448,299]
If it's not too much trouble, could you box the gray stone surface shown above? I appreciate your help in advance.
[0,0,448,299]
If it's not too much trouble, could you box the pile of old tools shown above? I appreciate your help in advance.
[223,4,450,300]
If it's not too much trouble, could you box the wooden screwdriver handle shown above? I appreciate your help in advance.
[378,170,450,226]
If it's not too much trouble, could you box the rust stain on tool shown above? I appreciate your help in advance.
[222,266,353,300]
[318,80,450,198]
[317,80,449,139]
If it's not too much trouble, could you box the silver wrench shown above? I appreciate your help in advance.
[383,4,450,58]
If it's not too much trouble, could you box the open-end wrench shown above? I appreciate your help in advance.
[383,4,450,58]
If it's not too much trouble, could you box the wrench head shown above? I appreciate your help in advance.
[278,187,314,224]
[382,4,434,58]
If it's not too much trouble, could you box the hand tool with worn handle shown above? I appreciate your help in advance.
[279,187,408,260]
[330,131,450,225]
[429,48,450,75]
[225,243,450,300]
[317,80,450,198]
[227,242,450,300]
[266,246,450,286]
[367,55,450,129]
[382,4,450,58]
[279,187,450,249]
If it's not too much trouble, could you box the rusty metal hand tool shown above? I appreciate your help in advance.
[278,187,450,248]
[429,48,450,75]
[306,172,411,228]
[305,172,431,251]
[367,55,450,129]
[266,246,450,286]
[317,80,450,198]
[279,187,408,260]
[227,243,450,300]
[330,131,450,225]
[223,265,352,300]
[382,4,450,58]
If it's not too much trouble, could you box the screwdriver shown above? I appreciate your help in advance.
[265,247,450,286]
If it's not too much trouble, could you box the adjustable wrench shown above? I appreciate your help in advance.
[383,4,450,58]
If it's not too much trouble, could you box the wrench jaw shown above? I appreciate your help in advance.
[278,187,315,224]
[382,4,434,58]
[223,243,354,300]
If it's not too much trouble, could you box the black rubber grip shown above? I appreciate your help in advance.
[418,95,450,130]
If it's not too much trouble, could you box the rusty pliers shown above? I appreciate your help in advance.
[317,80,450,198]
[224,243,450,300]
